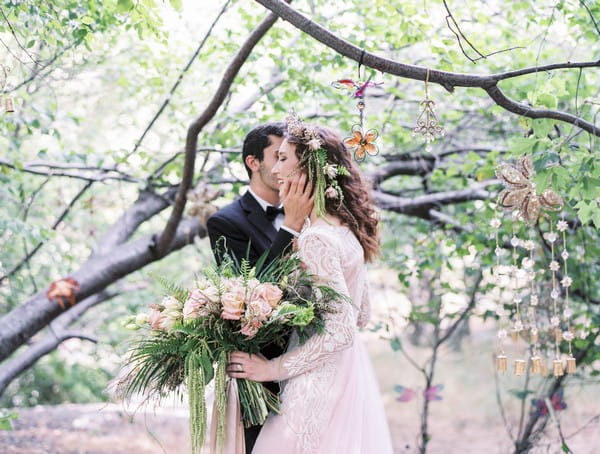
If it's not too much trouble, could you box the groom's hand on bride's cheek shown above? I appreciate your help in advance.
[282,174,314,232]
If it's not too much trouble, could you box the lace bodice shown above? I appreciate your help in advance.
[270,222,371,381]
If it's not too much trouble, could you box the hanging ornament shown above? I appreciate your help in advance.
[530,355,542,374]
[333,52,383,163]
[5,96,14,113]
[412,68,444,152]
[491,154,575,380]
[514,359,526,376]
[333,76,382,162]
[553,359,564,377]
[1,65,13,114]
[495,156,563,224]
[496,353,508,373]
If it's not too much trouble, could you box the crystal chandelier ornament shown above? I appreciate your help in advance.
[411,68,444,152]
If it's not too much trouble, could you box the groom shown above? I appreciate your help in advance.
[206,122,313,451]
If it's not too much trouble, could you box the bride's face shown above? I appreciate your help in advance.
[272,138,303,187]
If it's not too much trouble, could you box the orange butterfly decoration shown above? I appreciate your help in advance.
[344,125,379,162]
[47,277,80,309]
[496,156,563,224]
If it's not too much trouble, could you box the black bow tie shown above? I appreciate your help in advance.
[265,205,285,222]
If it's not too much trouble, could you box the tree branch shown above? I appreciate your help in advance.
[253,0,600,136]
[0,158,140,184]
[154,7,283,256]
[0,330,97,396]
[122,0,233,162]
[373,183,491,218]
[0,181,93,284]
[484,84,600,136]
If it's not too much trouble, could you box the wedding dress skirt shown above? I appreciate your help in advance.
[252,223,393,454]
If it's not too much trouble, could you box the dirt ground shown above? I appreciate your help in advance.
[1,325,599,453]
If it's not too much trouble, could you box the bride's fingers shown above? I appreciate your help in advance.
[230,351,251,361]
[279,178,291,200]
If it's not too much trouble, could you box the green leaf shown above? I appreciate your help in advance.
[537,93,558,109]
[169,0,183,11]
[390,336,402,352]
[81,16,94,25]
[532,119,553,138]
[117,0,134,13]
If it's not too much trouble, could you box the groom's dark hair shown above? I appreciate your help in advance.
[242,122,285,178]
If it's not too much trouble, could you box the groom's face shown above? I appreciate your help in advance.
[256,134,283,193]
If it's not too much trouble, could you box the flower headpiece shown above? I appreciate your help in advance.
[284,110,350,218]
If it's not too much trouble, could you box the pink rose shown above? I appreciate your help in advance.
[183,289,210,320]
[252,283,283,308]
[246,299,273,322]
[240,321,261,338]
[221,287,245,320]
[148,307,165,330]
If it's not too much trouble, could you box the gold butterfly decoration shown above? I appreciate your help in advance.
[495,156,563,224]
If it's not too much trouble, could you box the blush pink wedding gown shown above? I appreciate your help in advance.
[252,222,393,454]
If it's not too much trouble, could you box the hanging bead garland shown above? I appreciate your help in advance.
[491,155,577,377]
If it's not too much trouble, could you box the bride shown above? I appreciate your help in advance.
[227,114,394,454]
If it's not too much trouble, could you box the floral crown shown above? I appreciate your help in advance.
[284,110,350,218]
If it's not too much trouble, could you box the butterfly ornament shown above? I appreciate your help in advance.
[495,155,563,224]
[332,76,382,162]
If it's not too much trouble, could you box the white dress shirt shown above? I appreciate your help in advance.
[247,188,300,237]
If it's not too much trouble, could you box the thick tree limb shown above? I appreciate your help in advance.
[154,9,283,256]
[370,158,435,184]
[253,0,600,136]
[373,183,491,218]
[92,186,178,257]
[0,291,117,396]
[0,218,205,363]
[0,330,97,397]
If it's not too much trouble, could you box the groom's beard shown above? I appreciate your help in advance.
[258,163,281,197]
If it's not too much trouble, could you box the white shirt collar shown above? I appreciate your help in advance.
[247,187,282,211]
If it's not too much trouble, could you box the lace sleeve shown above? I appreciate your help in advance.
[357,280,371,328]
[270,231,355,381]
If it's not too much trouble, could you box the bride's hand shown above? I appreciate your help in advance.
[226,351,278,382]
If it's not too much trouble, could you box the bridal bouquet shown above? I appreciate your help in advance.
[118,252,341,453]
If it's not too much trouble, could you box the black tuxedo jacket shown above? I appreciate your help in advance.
[206,191,295,267]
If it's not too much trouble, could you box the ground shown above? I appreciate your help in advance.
[1,321,599,453]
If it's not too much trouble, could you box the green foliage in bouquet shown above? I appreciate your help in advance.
[117,250,346,453]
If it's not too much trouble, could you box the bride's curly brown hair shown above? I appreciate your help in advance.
[287,125,380,262]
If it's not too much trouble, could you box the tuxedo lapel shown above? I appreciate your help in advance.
[240,192,277,245]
